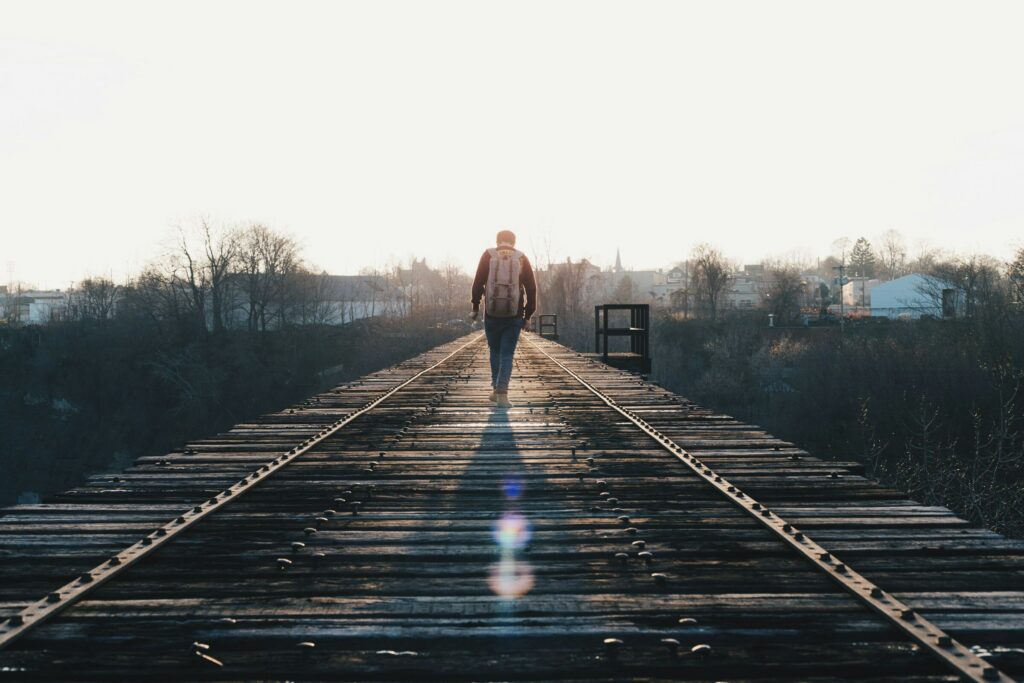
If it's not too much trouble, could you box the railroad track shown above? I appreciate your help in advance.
[1,333,1022,681]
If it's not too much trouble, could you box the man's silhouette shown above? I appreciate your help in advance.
[471,229,537,408]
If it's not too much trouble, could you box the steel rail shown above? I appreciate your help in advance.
[0,334,485,651]
[525,334,1014,683]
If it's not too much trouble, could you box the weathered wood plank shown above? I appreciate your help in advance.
[0,335,1021,681]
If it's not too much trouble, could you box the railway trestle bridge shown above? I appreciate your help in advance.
[1,334,1022,681]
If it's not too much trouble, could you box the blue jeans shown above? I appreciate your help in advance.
[484,316,524,392]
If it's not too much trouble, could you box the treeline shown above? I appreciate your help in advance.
[533,235,1024,338]
[673,240,1024,324]
[650,306,1024,537]
[8,220,472,332]
[0,222,472,505]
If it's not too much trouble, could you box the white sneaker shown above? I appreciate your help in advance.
[495,393,512,408]
[488,391,498,402]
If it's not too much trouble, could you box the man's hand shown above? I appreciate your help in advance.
[523,317,533,332]
[469,309,479,322]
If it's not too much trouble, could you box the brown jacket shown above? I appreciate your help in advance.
[471,249,538,319]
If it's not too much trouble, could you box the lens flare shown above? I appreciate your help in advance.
[502,476,524,500]
[493,513,531,550]
[487,554,535,599]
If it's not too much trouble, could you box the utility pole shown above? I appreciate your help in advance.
[833,261,846,334]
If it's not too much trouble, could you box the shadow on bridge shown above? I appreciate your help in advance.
[456,403,538,618]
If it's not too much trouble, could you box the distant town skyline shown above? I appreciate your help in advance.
[4,1,1023,288]
[4,223,1020,292]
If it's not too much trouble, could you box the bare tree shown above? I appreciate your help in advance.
[69,277,119,321]
[669,287,691,317]
[237,224,301,332]
[1009,247,1024,306]
[1,282,24,324]
[120,268,185,334]
[438,260,468,318]
[388,259,413,319]
[539,257,602,347]
[690,244,730,321]
[357,266,388,320]
[170,227,209,334]
[831,237,851,262]
[907,243,942,274]
[878,230,908,280]
[929,254,1003,318]
[527,238,553,324]
[201,220,239,334]
[762,261,806,325]
[291,268,336,326]
[158,219,243,334]
[332,275,356,325]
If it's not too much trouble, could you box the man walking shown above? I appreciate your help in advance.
[471,229,538,408]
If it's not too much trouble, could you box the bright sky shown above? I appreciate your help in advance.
[2,0,1023,288]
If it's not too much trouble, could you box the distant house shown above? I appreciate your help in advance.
[870,274,960,319]
[603,251,697,305]
[841,277,881,307]
[541,258,605,299]
[219,272,402,329]
[608,269,666,301]
[2,289,68,324]
[318,274,403,322]
[726,267,765,309]
[649,282,686,305]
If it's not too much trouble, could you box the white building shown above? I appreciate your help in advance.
[841,277,881,306]
[725,275,760,309]
[724,266,766,310]
[1,289,69,324]
[220,273,403,328]
[665,265,687,284]
[870,274,959,319]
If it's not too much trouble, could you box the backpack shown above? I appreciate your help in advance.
[485,247,522,317]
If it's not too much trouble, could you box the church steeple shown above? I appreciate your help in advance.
[614,248,623,273]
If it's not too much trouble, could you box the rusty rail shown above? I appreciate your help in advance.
[526,334,1014,683]
[0,334,486,651]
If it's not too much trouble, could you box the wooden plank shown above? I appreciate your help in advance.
[0,334,1021,681]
